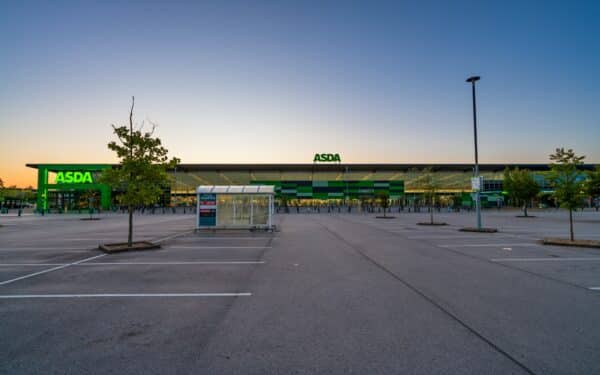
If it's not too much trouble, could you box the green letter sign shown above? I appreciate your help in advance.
[313,153,341,163]
[55,171,94,184]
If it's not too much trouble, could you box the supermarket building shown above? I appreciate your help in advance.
[26,162,594,212]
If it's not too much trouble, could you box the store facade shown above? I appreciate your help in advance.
[28,162,589,211]
[32,164,112,212]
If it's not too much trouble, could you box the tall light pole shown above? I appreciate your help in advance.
[466,75,482,230]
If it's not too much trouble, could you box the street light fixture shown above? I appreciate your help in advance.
[466,75,482,230]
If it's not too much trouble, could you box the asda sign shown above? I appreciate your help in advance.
[55,171,94,184]
[313,153,341,163]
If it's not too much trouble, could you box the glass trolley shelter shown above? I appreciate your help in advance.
[196,185,274,230]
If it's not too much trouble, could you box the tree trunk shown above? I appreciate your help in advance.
[569,208,574,241]
[128,205,133,247]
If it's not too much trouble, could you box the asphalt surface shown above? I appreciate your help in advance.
[1,210,599,374]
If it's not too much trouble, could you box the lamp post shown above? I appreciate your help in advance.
[466,75,482,230]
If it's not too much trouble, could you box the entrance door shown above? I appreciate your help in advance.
[47,190,100,212]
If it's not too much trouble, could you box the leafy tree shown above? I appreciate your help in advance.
[548,148,586,241]
[586,166,600,211]
[416,167,438,224]
[503,167,541,217]
[0,178,4,203]
[376,191,390,217]
[100,97,179,246]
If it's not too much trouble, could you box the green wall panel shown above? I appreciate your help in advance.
[252,180,404,200]
[35,164,113,211]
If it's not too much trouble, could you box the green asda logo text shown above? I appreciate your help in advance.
[313,153,341,163]
[55,171,94,184]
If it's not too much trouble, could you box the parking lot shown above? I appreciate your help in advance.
[0,214,270,373]
[1,210,600,374]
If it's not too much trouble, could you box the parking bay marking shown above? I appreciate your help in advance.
[492,257,600,262]
[439,243,537,248]
[0,293,252,299]
[182,237,278,240]
[167,246,272,249]
[407,235,513,240]
[0,246,271,251]
[0,261,266,266]
[0,247,96,251]
[0,254,107,286]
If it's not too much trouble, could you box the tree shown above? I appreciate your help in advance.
[548,148,586,241]
[586,166,600,211]
[100,97,179,247]
[376,191,390,217]
[503,167,541,217]
[416,167,438,224]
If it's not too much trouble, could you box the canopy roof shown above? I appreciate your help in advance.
[28,163,598,173]
[196,185,275,194]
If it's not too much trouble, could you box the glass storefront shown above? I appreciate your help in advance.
[47,189,101,212]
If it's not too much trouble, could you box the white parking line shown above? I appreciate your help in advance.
[6,238,113,242]
[0,261,265,266]
[168,246,272,249]
[0,247,95,251]
[589,287,600,291]
[407,236,504,240]
[0,264,65,266]
[82,261,265,265]
[186,237,277,240]
[0,254,106,286]
[61,238,137,241]
[152,229,196,243]
[492,257,600,262]
[439,243,536,248]
[0,250,92,254]
[0,293,252,299]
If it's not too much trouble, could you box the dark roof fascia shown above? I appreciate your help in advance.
[26,163,597,173]
[170,163,595,173]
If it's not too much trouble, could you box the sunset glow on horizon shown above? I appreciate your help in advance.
[2,1,599,188]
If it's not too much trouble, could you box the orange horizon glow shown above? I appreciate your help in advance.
[2,2,599,189]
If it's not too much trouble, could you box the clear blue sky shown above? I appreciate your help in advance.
[1,0,599,186]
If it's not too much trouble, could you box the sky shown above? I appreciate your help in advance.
[1,0,599,187]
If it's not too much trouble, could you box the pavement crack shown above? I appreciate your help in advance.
[314,217,537,375]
